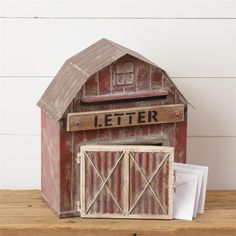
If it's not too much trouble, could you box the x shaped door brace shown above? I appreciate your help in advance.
[84,150,170,215]
[85,151,125,214]
[128,152,169,215]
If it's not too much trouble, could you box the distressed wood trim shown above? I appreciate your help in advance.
[80,149,86,217]
[168,148,174,218]
[80,145,174,153]
[123,150,130,215]
[79,145,174,219]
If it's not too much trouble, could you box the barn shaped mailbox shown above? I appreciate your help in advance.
[37,38,188,218]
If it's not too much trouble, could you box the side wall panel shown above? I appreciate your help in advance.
[175,112,188,163]
[41,111,61,215]
[59,122,75,216]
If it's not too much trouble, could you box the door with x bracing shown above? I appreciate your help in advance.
[80,145,173,219]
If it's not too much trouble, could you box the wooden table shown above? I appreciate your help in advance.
[0,190,235,236]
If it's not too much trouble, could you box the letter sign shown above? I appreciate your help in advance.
[67,104,184,131]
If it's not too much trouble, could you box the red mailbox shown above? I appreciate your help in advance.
[37,38,189,218]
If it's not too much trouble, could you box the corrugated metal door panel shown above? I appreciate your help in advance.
[80,145,173,219]
[128,151,170,216]
[83,150,125,215]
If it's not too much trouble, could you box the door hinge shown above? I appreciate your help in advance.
[76,153,82,164]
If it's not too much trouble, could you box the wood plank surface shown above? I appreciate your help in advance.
[0,190,235,236]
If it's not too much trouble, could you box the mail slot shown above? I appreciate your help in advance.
[37,38,189,218]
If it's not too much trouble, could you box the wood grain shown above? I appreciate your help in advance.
[0,190,235,236]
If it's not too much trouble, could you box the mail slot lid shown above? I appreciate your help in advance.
[67,104,184,131]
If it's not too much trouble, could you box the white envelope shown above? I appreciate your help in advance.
[173,171,198,220]
[174,163,208,213]
[175,167,203,218]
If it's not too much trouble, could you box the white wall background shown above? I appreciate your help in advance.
[0,0,236,189]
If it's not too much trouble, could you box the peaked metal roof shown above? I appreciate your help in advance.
[37,38,188,121]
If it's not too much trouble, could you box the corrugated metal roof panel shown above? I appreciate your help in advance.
[106,39,159,68]
[37,62,88,120]
[37,38,189,121]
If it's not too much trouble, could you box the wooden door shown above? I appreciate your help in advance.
[79,145,173,219]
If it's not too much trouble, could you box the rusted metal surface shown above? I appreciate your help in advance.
[41,111,61,216]
[67,104,184,131]
[80,145,173,219]
[175,115,188,163]
[80,89,168,104]
[37,38,189,121]
[39,39,189,218]
[83,150,124,215]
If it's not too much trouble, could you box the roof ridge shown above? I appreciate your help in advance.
[37,38,190,120]
[102,38,128,53]
[103,38,160,68]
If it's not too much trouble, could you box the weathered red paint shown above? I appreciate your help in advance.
[136,153,142,213]
[99,66,110,95]
[85,130,97,142]
[175,116,188,163]
[85,74,98,96]
[115,155,121,206]
[40,54,188,218]
[108,152,114,213]
[163,74,175,105]
[41,111,61,216]
[98,128,110,141]
[151,154,156,214]
[151,67,162,88]
[137,61,150,90]
[144,152,149,214]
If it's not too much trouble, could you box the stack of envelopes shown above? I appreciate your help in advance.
[173,163,208,220]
